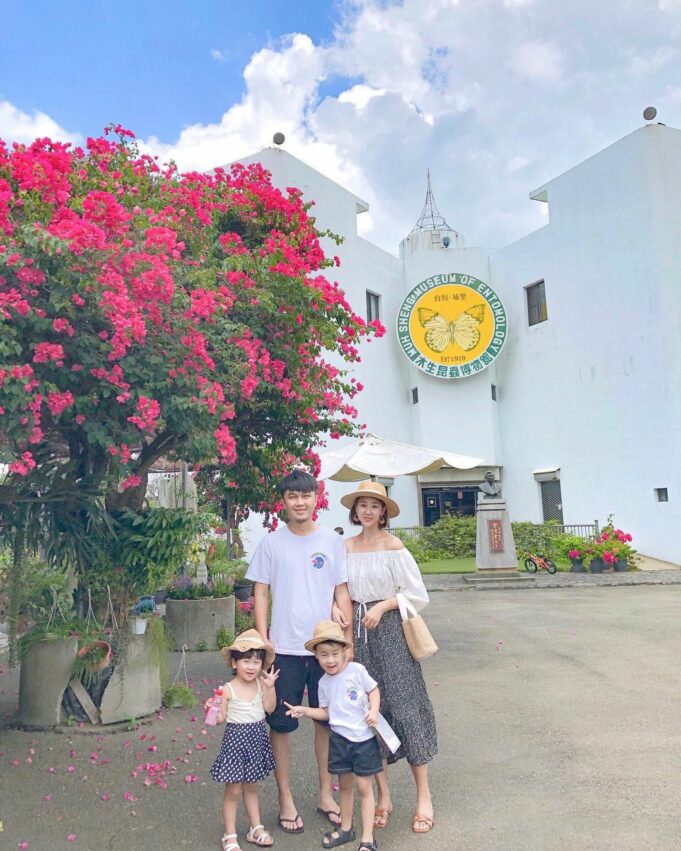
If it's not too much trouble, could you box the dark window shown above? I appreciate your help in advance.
[655,488,669,502]
[411,387,419,405]
[491,384,497,401]
[366,290,381,322]
[526,280,548,326]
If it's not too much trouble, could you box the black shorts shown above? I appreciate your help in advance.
[267,653,326,734]
[328,731,382,777]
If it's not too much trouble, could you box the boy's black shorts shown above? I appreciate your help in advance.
[267,653,326,733]
[328,730,382,777]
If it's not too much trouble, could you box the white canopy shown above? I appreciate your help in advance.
[318,432,486,482]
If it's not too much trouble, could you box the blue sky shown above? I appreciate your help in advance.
[2,0,681,253]
[0,0,338,140]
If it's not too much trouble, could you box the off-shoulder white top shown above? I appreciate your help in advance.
[346,549,429,613]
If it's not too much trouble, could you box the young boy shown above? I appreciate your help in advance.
[285,621,381,851]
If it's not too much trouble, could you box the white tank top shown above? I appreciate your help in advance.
[225,679,266,724]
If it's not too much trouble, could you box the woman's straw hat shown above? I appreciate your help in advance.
[340,480,400,519]
[304,620,351,653]
[221,628,275,667]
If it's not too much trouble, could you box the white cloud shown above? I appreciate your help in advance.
[509,41,564,81]
[0,100,81,146]
[211,49,227,62]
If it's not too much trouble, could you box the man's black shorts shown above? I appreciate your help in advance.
[267,653,326,733]
[328,730,382,777]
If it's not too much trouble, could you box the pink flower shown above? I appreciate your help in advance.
[121,475,142,491]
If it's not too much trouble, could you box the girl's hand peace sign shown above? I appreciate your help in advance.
[260,665,280,689]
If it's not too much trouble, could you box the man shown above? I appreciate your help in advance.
[246,469,353,834]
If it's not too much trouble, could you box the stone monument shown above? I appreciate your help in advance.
[475,472,518,572]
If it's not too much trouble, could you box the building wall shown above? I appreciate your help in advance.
[235,124,681,563]
[492,124,681,560]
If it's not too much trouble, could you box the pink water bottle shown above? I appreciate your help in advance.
[205,688,223,726]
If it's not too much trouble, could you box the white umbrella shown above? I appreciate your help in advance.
[318,432,486,482]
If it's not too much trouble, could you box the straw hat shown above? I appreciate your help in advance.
[221,628,275,668]
[304,620,351,653]
[340,480,400,519]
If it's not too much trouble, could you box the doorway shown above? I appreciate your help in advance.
[421,486,477,525]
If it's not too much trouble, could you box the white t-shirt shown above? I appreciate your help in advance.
[318,662,378,743]
[245,525,347,656]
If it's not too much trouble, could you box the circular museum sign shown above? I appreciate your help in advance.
[396,272,507,379]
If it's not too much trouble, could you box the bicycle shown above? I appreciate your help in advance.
[524,552,557,574]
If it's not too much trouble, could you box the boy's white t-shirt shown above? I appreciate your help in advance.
[245,525,347,656]
[318,661,377,743]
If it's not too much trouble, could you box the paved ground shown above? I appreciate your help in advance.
[3,583,681,850]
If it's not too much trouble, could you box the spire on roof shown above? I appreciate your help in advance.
[411,169,451,232]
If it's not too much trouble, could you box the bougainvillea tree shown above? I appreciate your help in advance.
[0,127,383,589]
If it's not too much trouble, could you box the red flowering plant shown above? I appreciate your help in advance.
[0,127,382,631]
[593,516,636,568]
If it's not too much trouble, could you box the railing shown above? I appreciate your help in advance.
[394,521,600,541]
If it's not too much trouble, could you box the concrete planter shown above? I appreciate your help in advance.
[165,596,235,651]
[18,632,162,728]
[98,632,162,724]
[18,636,78,728]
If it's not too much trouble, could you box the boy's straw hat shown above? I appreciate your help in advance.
[221,628,275,667]
[340,480,400,519]
[304,620,351,653]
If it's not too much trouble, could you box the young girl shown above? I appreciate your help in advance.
[209,629,279,851]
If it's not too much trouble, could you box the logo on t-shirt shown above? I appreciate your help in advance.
[346,687,360,702]
[311,552,327,570]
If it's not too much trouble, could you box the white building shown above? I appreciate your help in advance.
[237,121,681,564]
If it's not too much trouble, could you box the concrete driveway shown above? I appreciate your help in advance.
[2,586,681,850]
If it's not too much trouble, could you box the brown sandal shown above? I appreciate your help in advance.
[412,813,434,833]
[373,807,392,829]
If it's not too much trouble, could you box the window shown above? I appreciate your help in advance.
[491,384,497,401]
[366,290,381,322]
[526,280,548,326]
[655,488,669,502]
[411,387,419,405]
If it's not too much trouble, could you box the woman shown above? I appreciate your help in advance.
[336,480,437,835]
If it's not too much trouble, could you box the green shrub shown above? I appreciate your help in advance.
[420,516,477,558]
[216,626,235,650]
[511,521,562,558]
[394,531,434,564]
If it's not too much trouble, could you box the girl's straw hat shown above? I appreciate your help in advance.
[221,628,275,667]
[304,620,351,653]
[340,480,400,519]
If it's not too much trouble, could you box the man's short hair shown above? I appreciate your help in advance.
[278,469,318,496]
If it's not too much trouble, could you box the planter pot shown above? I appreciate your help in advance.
[18,636,79,728]
[589,558,605,574]
[233,580,254,602]
[77,639,113,671]
[614,559,629,572]
[165,595,235,651]
[130,617,147,636]
[570,558,586,573]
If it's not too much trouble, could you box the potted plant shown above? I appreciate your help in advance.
[596,518,636,572]
[556,533,590,572]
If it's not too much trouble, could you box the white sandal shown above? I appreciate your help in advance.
[222,833,241,851]
[246,824,273,846]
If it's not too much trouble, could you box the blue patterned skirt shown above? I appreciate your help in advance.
[210,719,275,784]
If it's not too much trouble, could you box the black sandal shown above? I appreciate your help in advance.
[358,842,378,851]
[322,828,356,848]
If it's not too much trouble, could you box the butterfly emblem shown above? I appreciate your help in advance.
[417,304,485,353]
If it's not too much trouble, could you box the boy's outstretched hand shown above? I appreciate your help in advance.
[283,701,306,719]
[260,665,280,689]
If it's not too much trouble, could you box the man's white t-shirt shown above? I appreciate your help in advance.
[318,661,377,743]
[245,525,347,656]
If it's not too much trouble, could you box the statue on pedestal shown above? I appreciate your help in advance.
[479,470,502,499]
